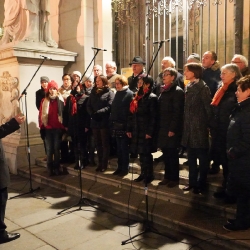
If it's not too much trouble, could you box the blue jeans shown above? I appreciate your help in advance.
[187,148,209,189]
[45,129,62,171]
[116,135,129,172]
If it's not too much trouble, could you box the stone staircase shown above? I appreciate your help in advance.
[17,153,250,250]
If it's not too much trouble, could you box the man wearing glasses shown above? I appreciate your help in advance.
[231,54,250,77]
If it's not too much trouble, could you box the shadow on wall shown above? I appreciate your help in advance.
[58,0,84,73]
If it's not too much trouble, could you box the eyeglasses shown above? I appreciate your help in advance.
[163,74,171,76]
[231,61,243,64]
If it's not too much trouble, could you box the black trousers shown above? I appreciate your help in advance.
[0,187,7,237]
[162,148,179,181]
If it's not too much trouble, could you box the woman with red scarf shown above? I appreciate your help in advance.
[63,84,90,169]
[127,74,158,184]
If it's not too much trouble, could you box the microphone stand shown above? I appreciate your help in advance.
[80,48,103,82]
[10,58,47,200]
[121,41,166,245]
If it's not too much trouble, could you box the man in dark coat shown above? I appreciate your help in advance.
[201,51,221,98]
[128,56,145,93]
[0,114,25,244]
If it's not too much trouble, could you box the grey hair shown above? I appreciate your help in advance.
[221,63,242,81]
[162,56,176,68]
[105,61,117,68]
[232,54,248,67]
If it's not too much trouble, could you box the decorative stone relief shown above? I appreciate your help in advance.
[0,71,20,125]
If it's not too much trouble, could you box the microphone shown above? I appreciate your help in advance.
[91,47,107,51]
[153,39,170,44]
[40,55,52,60]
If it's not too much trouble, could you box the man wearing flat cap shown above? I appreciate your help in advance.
[128,56,145,93]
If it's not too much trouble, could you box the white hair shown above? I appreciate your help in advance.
[105,61,117,68]
[162,56,176,68]
[232,54,248,67]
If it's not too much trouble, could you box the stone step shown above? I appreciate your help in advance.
[17,163,250,250]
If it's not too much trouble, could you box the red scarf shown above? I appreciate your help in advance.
[129,88,149,113]
[211,83,230,106]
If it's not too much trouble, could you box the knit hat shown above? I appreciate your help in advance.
[187,53,200,63]
[72,71,82,79]
[40,76,49,82]
[82,73,94,83]
[129,56,146,66]
[47,80,58,91]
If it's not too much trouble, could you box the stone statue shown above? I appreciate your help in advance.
[0,0,58,48]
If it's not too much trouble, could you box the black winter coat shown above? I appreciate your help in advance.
[63,94,90,138]
[157,83,184,148]
[128,71,143,93]
[127,90,158,154]
[87,86,114,129]
[35,87,46,110]
[181,79,212,148]
[0,118,20,189]
[210,81,237,151]
[227,98,250,195]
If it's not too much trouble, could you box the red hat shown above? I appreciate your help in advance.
[47,80,58,91]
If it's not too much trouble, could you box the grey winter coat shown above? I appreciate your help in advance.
[181,79,212,148]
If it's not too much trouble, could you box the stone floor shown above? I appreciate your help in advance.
[2,174,230,250]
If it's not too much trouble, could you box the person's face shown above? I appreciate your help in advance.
[231,57,246,71]
[72,74,80,83]
[184,68,195,81]
[202,52,215,68]
[93,67,102,77]
[161,60,172,71]
[49,87,58,97]
[96,76,103,88]
[137,78,144,89]
[220,69,235,85]
[41,80,48,90]
[106,64,116,77]
[84,80,93,89]
[132,64,143,75]
[115,79,123,91]
[143,82,150,90]
[62,75,72,88]
[162,71,175,85]
[235,86,250,103]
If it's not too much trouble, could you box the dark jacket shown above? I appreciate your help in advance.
[202,62,221,98]
[63,93,90,138]
[128,71,143,93]
[87,86,114,129]
[110,86,133,130]
[0,118,20,189]
[157,83,184,148]
[35,87,46,110]
[154,72,184,95]
[127,90,158,154]
[181,79,212,148]
[227,98,250,195]
[210,81,238,150]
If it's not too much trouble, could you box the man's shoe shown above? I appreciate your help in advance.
[193,187,201,194]
[154,155,163,163]
[0,232,20,244]
[167,181,179,188]
[118,170,129,176]
[209,168,220,174]
[158,179,170,185]
[182,185,194,191]
[227,218,235,224]
[183,160,189,166]
[113,169,122,175]
[145,175,154,184]
[223,223,249,231]
[134,175,144,182]
[213,190,226,199]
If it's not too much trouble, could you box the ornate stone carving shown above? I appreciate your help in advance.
[0,71,20,125]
